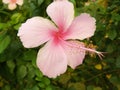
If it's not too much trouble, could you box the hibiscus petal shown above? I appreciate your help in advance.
[2,0,10,4]
[66,13,96,40]
[63,40,86,69]
[8,3,16,10]
[16,0,23,5]
[47,0,74,31]
[37,41,67,78]
[18,17,57,48]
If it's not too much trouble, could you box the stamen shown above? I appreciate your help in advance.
[60,40,85,55]
[61,40,104,60]
[79,46,104,60]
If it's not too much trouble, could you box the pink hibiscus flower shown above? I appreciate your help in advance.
[2,0,23,10]
[18,0,102,78]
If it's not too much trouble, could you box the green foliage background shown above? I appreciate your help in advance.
[0,0,120,90]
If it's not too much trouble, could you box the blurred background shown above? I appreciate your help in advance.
[0,0,120,90]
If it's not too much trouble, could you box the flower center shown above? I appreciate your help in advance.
[11,0,16,3]
[51,30,66,45]
[55,31,64,39]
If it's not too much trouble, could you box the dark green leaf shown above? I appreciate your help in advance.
[93,87,102,90]
[38,82,45,88]
[116,56,120,68]
[23,50,37,61]
[87,85,94,90]
[17,65,27,79]
[6,60,15,74]
[46,86,52,90]
[109,76,120,84]
[31,86,39,90]
[35,69,43,79]
[1,85,10,90]
[108,29,117,40]
[68,82,85,90]
[42,77,50,85]
[0,35,11,53]
[38,0,44,6]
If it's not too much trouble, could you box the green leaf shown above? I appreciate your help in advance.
[0,23,7,30]
[6,60,15,74]
[31,86,39,90]
[68,82,85,90]
[1,85,10,90]
[112,13,120,22]
[0,35,11,54]
[87,85,94,90]
[106,43,116,53]
[17,65,27,79]
[35,69,43,80]
[23,50,37,61]
[116,56,120,68]
[42,77,50,85]
[58,74,71,85]
[38,0,44,6]
[93,87,102,90]
[109,76,120,84]
[13,23,21,30]
[11,13,22,24]
[46,86,52,90]
[108,29,117,40]
[117,84,120,90]
[27,63,35,79]
[0,31,7,40]
[38,82,45,88]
